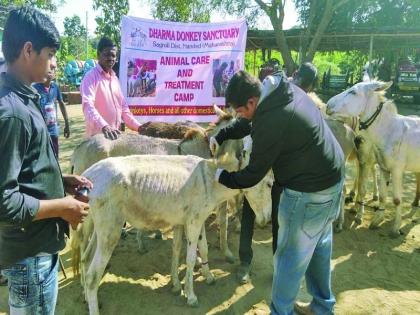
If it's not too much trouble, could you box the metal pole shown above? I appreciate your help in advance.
[85,11,89,60]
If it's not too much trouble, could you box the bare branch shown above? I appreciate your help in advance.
[254,0,269,13]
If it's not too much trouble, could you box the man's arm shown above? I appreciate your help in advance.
[80,74,108,132]
[121,95,141,133]
[209,117,251,154]
[0,117,89,229]
[218,114,285,189]
[0,117,40,227]
[56,85,70,138]
[214,117,251,144]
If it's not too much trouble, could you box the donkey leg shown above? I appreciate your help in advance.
[171,225,183,295]
[370,169,388,229]
[371,164,379,201]
[355,161,368,225]
[334,185,346,233]
[218,202,235,263]
[197,225,215,285]
[390,170,404,238]
[183,222,202,307]
[85,218,123,315]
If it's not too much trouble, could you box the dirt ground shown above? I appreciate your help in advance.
[1,104,420,315]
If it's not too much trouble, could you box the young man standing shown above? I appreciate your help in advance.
[33,56,70,157]
[214,70,344,315]
[0,7,92,314]
[80,37,142,140]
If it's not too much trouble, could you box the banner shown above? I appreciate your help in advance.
[120,16,247,122]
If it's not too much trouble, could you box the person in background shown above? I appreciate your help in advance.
[0,7,92,314]
[80,37,141,140]
[292,62,318,93]
[33,56,70,157]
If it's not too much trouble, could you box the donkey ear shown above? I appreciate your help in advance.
[375,81,393,91]
[213,103,226,118]
[366,81,393,92]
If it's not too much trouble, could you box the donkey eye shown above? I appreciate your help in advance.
[348,90,356,95]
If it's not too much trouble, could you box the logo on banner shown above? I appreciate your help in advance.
[130,27,147,48]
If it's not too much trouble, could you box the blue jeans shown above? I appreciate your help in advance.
[270,180,343,315]
[1,254,58,315]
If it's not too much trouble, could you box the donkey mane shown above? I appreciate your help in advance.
[206,112,234,134]
[375,90,398,115]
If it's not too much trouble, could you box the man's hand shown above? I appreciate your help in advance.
[102,125,121,140]
[63,174,93,196]
[215,168,224,182]
[209,136,220,156]
[60,196,90,230]
[64,123,70,138]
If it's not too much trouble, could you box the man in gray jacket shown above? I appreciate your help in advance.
[215,70,344,315]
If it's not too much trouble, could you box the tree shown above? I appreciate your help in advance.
[63,15,87,38]
[93,0,129,46]
[0,0,59,27]
[149,0,211,23]
[60,15,89,61]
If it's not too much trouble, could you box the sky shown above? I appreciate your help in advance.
[52,0,299,36]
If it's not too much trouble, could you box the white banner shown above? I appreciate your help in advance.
[120,16,247,122]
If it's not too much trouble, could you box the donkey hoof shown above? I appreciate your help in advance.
[206,276,216,285]
[138,247,148,255]
[372,195,379,202]
[171,286,182,296]
[389,230,401,239]
[225,254,236,264]
[187,297,199,308]
[355,217,362,225]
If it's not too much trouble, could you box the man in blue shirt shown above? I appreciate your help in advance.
[33,57,70,157]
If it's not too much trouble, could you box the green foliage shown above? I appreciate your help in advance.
[0,0,59,27]
[55,14,95,82]
[64,15,87,38]
[93,0,129,46]
[149,0,211,22]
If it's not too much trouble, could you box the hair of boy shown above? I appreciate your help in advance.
[2,7,60,63]
[97,37,117,54]
[225,71,262,109]
[295,62,318,90]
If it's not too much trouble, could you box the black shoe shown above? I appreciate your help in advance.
[236,263,251,284]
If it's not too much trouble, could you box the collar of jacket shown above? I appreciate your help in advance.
[0,72,40,103]
[256,71,294,115]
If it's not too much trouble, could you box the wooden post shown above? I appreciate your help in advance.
[253,49,257,76]
[369,34,374,76]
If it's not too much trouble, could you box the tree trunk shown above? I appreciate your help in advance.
[270,16,295,75]
[303,0,350,62]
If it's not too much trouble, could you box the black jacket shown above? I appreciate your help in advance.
[0,73,68,268]
[218,72,344,192]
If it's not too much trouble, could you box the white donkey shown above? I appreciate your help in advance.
[79,155,273,313]
[327,81,420,237]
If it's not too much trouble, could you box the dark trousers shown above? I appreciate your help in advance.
[50,135,59,158]
[239,184,282,265]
